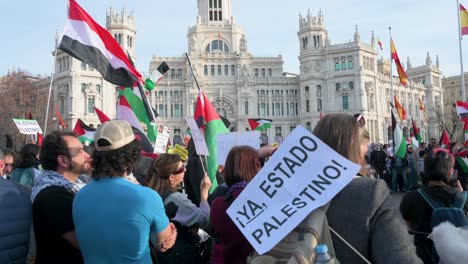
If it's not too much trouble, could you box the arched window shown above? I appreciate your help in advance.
[317,99,322,111]
[211,65,215,76]
[81,83,87,92]
[205,40,230,53]
[218,65,222,76]
[96,84,101,93]
[255,69,259,77]
[268,68,272,76]
[316,85,322,97]
[261,69,265,77]
[225,65,229,76]
[245,101,249,114]
[305,86,309,92]
[231,65,236,76]
[204,65,208,76]
[306,100,310,112]
[336,83,341,91]
[349,81,354,89]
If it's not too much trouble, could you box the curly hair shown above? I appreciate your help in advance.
[40,131,76,171]
[92,139,141,179]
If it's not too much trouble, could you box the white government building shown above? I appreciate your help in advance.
[53,0,443,145]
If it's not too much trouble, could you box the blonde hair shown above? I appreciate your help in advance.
[313,113,370,166]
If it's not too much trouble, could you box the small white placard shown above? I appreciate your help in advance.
[216,131,261,165]
[154,125,171,153]
[13,118,43,135]
[185,117,209,156]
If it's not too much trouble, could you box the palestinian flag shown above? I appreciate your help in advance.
[73,119,95,145]
[463,118,468,146]
[439,129,451,150]
[392,110,407,159]
[412,119,422,145]
[194,90,229,190]
[94,106,110,123]
[59,0,142,87]
[248,118,272,131]
[117,83,157,142]
[456,149,468,173]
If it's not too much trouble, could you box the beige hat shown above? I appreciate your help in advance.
[94,120,135,151]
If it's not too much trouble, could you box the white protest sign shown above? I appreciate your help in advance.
[154,125,171,153]
[227,126,360,254]
[216,131,261,165]
[13,119,43,135]
[185,117,209,156]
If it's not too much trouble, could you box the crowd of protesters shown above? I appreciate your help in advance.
[0,114,467,264]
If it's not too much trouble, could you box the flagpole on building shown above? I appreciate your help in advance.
[457,0,466,101]
[44,48,58,135]
[389,27,394,107]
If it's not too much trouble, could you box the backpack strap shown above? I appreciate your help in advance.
[453,191,468,209]
[417,188,443,210]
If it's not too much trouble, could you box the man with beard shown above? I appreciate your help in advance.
[31,131,91,264]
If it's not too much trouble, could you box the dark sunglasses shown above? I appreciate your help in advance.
[353,113,366,127]
[175,164,186,174]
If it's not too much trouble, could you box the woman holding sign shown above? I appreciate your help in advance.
[210,146,264,264]
[146,153,212,264]
[312,114,421,263]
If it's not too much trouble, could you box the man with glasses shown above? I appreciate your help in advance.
[31,131,91,264]
[73,120,176,263]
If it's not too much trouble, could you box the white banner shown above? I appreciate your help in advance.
[185,117,209,156]
[154,125,171,153]
[13,118,43,135]
[227,126,360,254]
[216,131,261,165]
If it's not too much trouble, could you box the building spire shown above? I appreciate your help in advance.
[407,57,412,69]
[426,52,432,66]
[436,55,440,68]
[371,31,375,47]
[354,25,360,42]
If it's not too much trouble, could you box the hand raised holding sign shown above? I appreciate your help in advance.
[200,173,212,201]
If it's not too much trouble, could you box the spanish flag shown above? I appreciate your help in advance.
[461,4,468,35]
[394,96,406,120]
[377,37,383,50]
[390,38,408,86]
[419,97,428,121]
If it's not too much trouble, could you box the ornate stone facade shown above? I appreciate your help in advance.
[53,1,443,144]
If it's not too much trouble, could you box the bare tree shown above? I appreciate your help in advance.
[432,106,463,142]
[0,70,53,150]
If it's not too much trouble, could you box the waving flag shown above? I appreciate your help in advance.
[248,118,272,131]
[150,61,170,86]
[394,96,406,120]
[73,119,95,145]
[392,110,407,159]
[55,106,67,129]
[94,106,110,123]
[456,100,468,118]
[391,38,408,86]
[439,130,451,150]
[194,90,229,190]
[377,37,383,50]
[59,0,142,86]
[419,97,428,121]
[461,4,468,35]
[463,118,468,146]
[412,119,422,145]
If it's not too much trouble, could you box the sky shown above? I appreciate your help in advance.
[0,0,464,78]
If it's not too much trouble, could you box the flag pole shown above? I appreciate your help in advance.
[457,0,466,101]
[44,48,58,135]
[389,27,396,157]
[185,53,201,91]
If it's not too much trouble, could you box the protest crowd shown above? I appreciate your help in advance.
[1,113,468,264]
